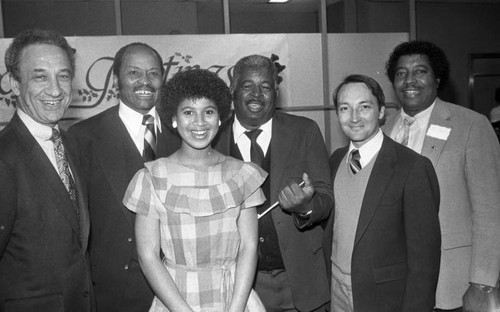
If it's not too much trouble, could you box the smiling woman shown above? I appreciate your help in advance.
[123,69,267,312]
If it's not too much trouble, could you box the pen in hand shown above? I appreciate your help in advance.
[257,181,305,219]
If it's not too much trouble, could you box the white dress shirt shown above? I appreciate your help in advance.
[390,101,435,153]
[232,116,272,162]
[118,101,162,154]
[347,128,384,168]
[17,109,60,173]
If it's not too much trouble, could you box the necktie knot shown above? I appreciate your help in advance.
[404,116,416,127]
[50,128,62,143]
[143,114,154,126]
[349,149,362,174]
[245,129,263,143]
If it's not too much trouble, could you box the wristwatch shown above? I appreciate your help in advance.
[471,283,495,293]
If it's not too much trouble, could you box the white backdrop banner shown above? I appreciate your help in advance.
[0,34,289,129]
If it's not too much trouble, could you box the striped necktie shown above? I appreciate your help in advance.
[142,114,156,161]
[349,149,361,174]
[395,116,416,146]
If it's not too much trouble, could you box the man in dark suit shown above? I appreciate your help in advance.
[213,54,333,311]
[323,74,441,312]
[0,29,92,311]
[382,41,500,311]
[69,43,180,312]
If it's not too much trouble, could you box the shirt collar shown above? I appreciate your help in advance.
[400,99,436,123]
[17,108,57,141]
[348,128,384,167]
[118,101,162,134]
[232,115,273,144]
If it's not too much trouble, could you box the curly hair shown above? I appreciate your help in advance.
[5,29,76,81]
[157,69,232,129]
[333,74,385,110]
[112,42,164,77]
[386,40,450,91]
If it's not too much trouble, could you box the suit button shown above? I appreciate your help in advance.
[128,237,133,242]
[83,291,89,297]
[259,237,265,243]
[124,265,129,270]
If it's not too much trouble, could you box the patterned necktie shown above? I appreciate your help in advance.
[245,129,265,167]
[395,116,416,146]
[142,114,156,161]
[50,128,80,215]
[349,149,362,174]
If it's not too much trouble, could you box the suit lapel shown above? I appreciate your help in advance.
[95,110,144,227]
[421,99,452,168]
[354,136,396,248]
[270,113,294,204]
[12,116,82,245]
[63,131,90,249]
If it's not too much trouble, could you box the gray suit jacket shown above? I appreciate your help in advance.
[0,113,92,312]
[383,98,500,309]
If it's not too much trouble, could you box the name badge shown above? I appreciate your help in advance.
[426,124,451,141]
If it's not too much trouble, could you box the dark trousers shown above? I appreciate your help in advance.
[254,270,329,312]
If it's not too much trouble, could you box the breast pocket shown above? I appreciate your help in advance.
[373,262,407,284]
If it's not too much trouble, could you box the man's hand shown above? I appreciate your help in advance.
[278,172,314,214]
[463,284,500,312]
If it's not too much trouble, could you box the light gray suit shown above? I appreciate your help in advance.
[382,98,500,309]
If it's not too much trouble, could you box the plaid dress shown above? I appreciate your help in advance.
[123,155,267,312]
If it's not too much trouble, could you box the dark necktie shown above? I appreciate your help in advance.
[50,128,80,216]
[245,129,265,167]
[142,114,156,161]
[349,149,361,174]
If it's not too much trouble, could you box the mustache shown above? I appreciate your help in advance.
[245,99,264,105]
[133,85,155,92]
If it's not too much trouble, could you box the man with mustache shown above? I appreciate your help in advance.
[69,43,180,312]
[383,40,500,312]
[213,54,333,311]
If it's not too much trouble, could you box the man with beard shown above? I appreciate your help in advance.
[69,43,180,312]
[383,40,500,312]
[213,54,333,311]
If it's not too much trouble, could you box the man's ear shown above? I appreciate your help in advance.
[379,106,386,120]
[9,73,20,96]
[436,78,441,90]
[113,75,119,90]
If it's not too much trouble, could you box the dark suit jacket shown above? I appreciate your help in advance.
[323,135,441,312]
[69,105,180,312]
[213,111,333,311]
[0,113,92,312]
